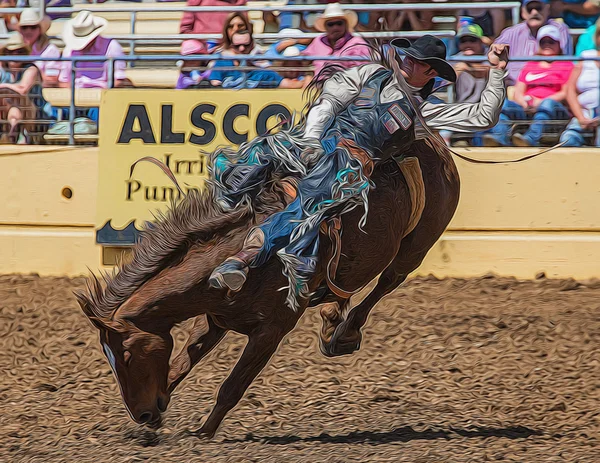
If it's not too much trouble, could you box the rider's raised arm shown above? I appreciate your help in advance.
[417,67,507,136]
[304,64,384,140]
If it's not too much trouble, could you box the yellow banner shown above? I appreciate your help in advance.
[96,89,305,244]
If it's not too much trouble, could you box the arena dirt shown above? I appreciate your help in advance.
[0,274,598,462]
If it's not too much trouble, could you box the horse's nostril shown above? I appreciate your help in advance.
[157,397,168,413]
[139,412,153,423]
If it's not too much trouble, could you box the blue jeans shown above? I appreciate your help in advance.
[482,99,570,146]
[560,114,600,147]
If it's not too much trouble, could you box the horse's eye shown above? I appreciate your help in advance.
[123,350,132,365]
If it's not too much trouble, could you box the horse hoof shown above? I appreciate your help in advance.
[187,427,216,440]
[321,321,362,357]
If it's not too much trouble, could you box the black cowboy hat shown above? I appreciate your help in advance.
[391,35,457,83]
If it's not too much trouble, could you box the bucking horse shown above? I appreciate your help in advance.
[75,136,460,437]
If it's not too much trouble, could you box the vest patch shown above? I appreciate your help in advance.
[381,112,400,134]
[389,104,412,129]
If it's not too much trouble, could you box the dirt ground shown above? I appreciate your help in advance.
[0,274,598,463]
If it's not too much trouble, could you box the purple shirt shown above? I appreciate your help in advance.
[496,20,573,85]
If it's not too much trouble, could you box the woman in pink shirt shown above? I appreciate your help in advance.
[483,24,573,147]
[301,3,370,77]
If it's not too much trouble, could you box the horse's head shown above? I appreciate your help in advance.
[76,293,173,427]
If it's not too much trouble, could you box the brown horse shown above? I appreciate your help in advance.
[76,139,460,438]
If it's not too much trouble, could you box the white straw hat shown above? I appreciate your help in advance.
[62,10,108,51]
[0,31,30,53]
[18,8,52,34]
[314,3,358,33]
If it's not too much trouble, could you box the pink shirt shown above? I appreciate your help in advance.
[59,38,126,89]
[302,33,370,76]
[180,0,248,35]
[517,60,574,100]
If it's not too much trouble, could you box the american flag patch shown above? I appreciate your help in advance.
[388,104,412,129]
[381,113,400,134]
[360,88,376,99]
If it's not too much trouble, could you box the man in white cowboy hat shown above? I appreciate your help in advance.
[18,8,60,86]
[209,36,511,308]
[301,3,370,76]
[58,10,128,89]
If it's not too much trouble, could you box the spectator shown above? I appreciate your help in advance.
[18,8,61,87]
[574,16,600,54]
[264,28,311,58]
[210,25,304,88]
[381,1,434,32]
[0,32,54,143]
[1,0,19,32]
[560,28,600,146]
[180,0,248,54]
[177,39,210,89]
[495,0,572,85]
[458,2,506,38]
[482,25,573,147]
[59,11,130,89]
[452,24,490,104]
[301,3,370,76]
[445,24,490,145]
[551,0,600,29]
[17,0,73,21]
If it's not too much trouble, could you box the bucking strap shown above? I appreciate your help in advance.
[397,156,426,238]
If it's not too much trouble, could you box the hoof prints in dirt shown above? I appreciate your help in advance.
[0,274,598,462]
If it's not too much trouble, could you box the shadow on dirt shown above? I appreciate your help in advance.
[223,425,542,445]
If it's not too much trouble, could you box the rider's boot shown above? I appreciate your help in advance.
[208,228,265,292]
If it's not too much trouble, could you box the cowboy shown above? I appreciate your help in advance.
[301,3,371,76]
[58,11,129,89]
[209,36,509,309]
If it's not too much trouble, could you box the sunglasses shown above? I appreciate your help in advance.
[20,25,39,30]
[325,20,345,28]
[526,3,544,13]
[8,49,27,55]
[540,37,558,46]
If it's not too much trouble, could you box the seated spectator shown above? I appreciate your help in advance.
[18,8,61,87]
[496,0,572,85]
[59,11,131,89]
[483,25,573,147]
[263,28,311,59]
[210,26,304,88]
[574,16,600,54]
[381,2,434,32]
[17,0,73,21]
[560,28,600,146]
[444,24,490,145]
[458,3,506,39]
[180,0,248,54]
[301,3,370,76]
[0,32,55,143]
[1,0,19,32]
[177,40,211,89]
[551,0,600,29]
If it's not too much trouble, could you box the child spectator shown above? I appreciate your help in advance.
[483,25,573,147]
[18,8,61,87]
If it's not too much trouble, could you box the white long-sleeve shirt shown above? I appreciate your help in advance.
[305,63,507,141]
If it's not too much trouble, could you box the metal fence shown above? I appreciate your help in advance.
[1,53,600,145]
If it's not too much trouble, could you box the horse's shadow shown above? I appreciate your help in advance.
[223,425,542,446]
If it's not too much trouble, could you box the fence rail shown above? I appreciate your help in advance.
[2,53,600,145]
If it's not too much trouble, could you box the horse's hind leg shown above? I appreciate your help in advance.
[168,316,227,393]
[193,326,287,438]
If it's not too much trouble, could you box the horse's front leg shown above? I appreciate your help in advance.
[168,315,227,393]
[192,326,287,438]
[326,267,408,357]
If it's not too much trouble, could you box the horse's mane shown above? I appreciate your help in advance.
[78,181,270,319]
